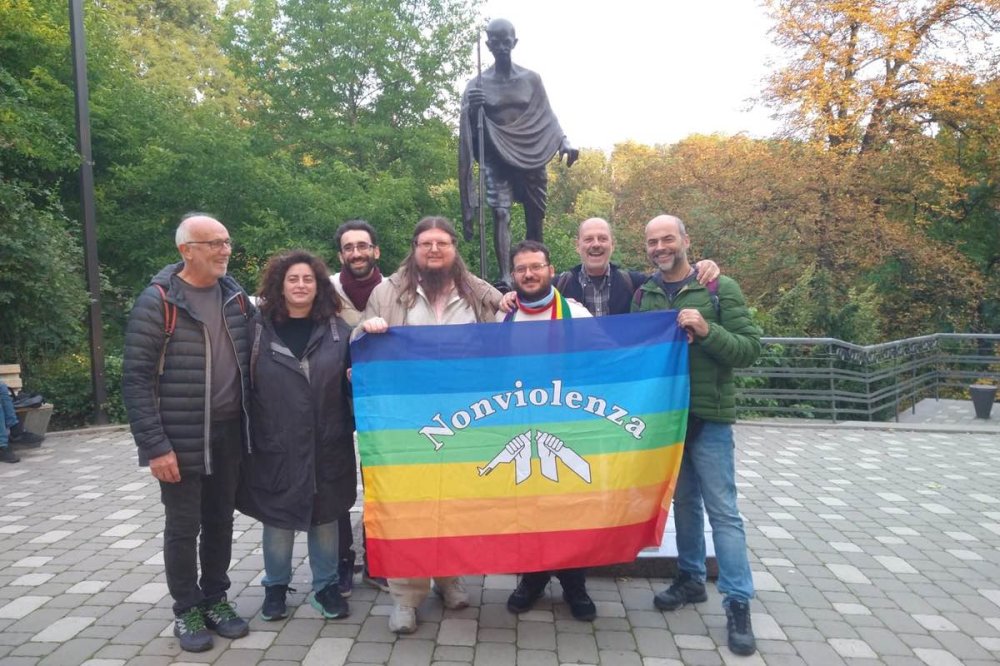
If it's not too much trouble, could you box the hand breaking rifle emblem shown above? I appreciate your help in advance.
[477,430,591,484]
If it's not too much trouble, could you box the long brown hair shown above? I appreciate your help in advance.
[256,250,341,324]
[397,216,473,306]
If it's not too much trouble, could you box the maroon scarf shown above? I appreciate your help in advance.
[340,265,382,311]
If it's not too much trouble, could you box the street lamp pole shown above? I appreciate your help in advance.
[68,0,108,424]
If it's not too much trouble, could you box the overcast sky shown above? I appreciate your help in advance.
[477,0,783,150]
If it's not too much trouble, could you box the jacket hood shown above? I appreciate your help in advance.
[150,261,244,298]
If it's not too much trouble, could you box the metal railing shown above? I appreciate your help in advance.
[735,333,1000,422]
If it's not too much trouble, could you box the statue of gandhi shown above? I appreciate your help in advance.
[459,18,579,285]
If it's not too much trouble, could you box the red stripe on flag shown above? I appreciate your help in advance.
[366,508,670,578]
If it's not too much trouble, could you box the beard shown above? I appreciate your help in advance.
[346,255,376,278]
[515,277,551,303]
[419,266,452,302]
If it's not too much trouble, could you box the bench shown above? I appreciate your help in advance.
[1,363,53,436]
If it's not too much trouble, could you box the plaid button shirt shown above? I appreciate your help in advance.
[577,264,612,318]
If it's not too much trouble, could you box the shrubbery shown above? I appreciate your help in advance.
[25,351,126,430]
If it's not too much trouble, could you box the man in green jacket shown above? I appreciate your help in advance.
[632,214,761,656]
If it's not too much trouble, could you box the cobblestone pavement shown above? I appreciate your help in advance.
[1,402,999,665]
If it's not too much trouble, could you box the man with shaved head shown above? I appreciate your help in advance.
[632,214,761,656]
[124,213,254,652]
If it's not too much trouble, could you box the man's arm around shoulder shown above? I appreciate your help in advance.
[697,276,761,369]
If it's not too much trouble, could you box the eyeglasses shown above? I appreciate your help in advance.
[186,239,232,251]
[512,262,549,276]
[341,242,374,254]
[415,240,454,251]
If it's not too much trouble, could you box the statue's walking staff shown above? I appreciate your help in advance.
[476,36,488,280]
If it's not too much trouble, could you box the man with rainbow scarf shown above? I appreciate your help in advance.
[496,240,596,620]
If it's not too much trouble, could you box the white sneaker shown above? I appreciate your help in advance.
[434,578,470,610]
[388,604,417,634]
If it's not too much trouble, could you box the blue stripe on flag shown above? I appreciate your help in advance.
[351,310,683,363]
[353,343,687,397]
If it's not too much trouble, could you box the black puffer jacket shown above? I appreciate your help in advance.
[123,262,254,474]
[237,314,357,530]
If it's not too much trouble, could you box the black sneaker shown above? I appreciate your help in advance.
[10,431,43,448]
[653,571,708,611]
[202,598,249,639]
[561,582,597,621]
[362,571,390,592]
[174,607,212,652]
[311,583,349,619]
[506,575,547,614]
[725,597,757,655]
[337,558,354,597]
[0,447,19,463]
[261,584,292,621]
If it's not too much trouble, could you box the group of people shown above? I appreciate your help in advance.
[123,211,762,657]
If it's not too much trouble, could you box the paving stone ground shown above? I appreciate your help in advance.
[1,399,998,665]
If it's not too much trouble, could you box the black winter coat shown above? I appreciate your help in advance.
[237,314,357,530]
[122,262,254,474]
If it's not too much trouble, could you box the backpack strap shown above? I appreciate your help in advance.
[555,271,573,294]
[618,268,635,296]
[153,284,177,376]
[249,321,263,389]
[706,278,721,323]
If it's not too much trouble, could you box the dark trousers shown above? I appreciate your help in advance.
[160,418,242,616]
[521,567,587,590]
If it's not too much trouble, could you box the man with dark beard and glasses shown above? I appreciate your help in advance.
[331,220,383,327]
[329,219,388,597]
[355,216,502,634]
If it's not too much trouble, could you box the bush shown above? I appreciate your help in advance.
[24,351,126,430]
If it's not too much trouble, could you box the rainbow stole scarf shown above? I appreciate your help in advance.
[502,288,573,321]
[351,310,689,577]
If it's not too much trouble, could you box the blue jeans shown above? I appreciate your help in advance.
[0,382,17,447]
[262,520,339,593]
[673,420,754,603]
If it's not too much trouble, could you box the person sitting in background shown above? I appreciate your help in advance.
[0,381,20,463]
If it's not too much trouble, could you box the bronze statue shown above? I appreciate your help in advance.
[459,18,579,285]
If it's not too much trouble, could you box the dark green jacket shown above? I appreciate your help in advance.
[632,274,761,423]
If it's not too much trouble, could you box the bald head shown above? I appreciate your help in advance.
[576,217,614,276]
[486,18,516,38]
[175,214,232,287]
[176,214,224,247]
[644,214,691,280]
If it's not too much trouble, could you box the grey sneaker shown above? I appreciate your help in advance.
[388,604,417,633]
[653,571,708,610]
[202,598,249,639]
[174,607,212,652]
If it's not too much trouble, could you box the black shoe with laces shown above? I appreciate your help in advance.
[202,598,249,639]
[506,575,547,614]
[261,584,293,621]
[174,607,212,652]
[10,431,43,448]
[0,447,19,463]
[725,597,757,656]
[653,571,708,611]
[561,581,597,621]
[311,583,350,619]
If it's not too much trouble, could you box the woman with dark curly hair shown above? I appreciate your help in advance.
[237,250,356,622]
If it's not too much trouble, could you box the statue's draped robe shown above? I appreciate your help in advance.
[459,65,565,233]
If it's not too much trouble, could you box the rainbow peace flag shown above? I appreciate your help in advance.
[351,310,689,578]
